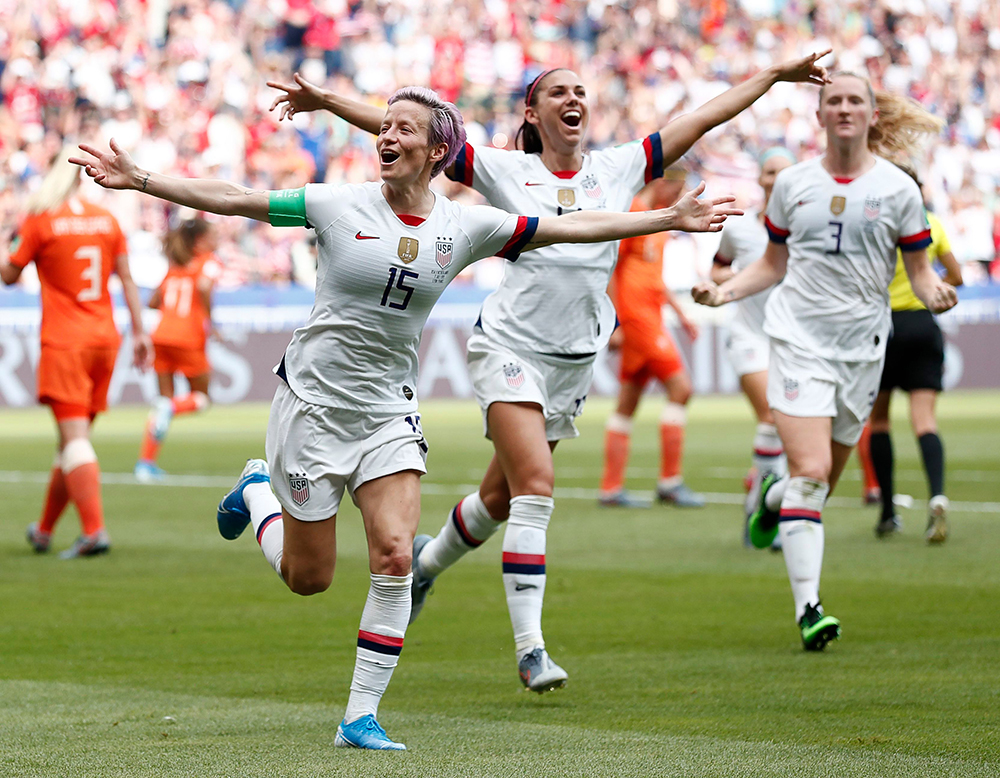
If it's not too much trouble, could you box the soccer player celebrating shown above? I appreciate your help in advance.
[1,146,150,558]
[135,218,221,481]
[270,50,831,692]
[693,73,957,650]
[72,86,738,749]
[857,162,963,542]
[712,148,796,542]
[599,170,705,509]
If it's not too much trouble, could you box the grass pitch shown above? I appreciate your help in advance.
[1,393,998,777]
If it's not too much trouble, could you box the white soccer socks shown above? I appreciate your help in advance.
[419,491,502,577]
[245,481,284,577]
[344,573,411,723]
[778,476,830,621]
[753,423,786,479]
[501,495,554,659]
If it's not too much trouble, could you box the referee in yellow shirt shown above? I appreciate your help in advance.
[862,163,963,543]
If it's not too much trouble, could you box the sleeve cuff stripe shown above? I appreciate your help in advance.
[899,229,932,249]
[764,216,789,242]
[498,216,538,260]
[643,134,664,184]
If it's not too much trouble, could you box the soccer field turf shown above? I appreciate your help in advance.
[2,393,998,777]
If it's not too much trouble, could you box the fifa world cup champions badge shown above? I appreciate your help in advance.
[557,189,576,208]
[398,237,419,264]
[830,196,846,215]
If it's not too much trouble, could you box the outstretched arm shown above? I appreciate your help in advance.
[70,140,270,222]
[692,241,788,306]
[526,183,741,251]
[268,73,384,134]
[902,249,958,313]
[657,51,831,168]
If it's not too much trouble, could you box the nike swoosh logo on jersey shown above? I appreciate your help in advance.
[355,232,380,240]
[795,200,813,207]
[524,182,545,187]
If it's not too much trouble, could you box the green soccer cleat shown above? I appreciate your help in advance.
[747,472,782,549]
[799,602,841,651]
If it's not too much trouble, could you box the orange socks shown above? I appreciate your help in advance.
[61,439,105,536]
[857,424,879,495]
[658,403,686,487]
[600,414,633,494]
[38,464,69,534]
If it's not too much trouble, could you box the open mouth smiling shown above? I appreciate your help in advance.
[381,150,400,164]
[561,110,582,128]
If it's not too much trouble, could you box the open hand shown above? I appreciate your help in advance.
[267,73,327,121]
[69,139,140,190]
[774,49,833,86]
[669,182,743,233]
[692,281,727,307]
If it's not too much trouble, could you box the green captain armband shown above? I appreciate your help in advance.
[268,188,308,227]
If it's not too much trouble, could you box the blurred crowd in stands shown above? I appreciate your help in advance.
[2,0,999,291]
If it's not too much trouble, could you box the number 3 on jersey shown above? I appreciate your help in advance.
[380,267,418,311]
[826,221,844,255]
[75,245,102,301]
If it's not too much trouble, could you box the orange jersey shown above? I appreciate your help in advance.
[152,253,219,350]
[612,198,668,326]
[10,198,125,349]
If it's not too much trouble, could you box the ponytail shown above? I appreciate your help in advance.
[869,91,943,159]
[163,218,211,267]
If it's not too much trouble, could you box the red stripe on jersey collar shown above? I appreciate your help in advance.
[397,214,426,226]
[551,170,578,179]
[833,176,854,184]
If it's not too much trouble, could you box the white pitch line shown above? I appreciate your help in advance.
[2,470,998,514]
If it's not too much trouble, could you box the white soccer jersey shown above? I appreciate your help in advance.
[447,136,665,357]
[763,157,931,362]
[715,210,771,336]
[269,182,537,412]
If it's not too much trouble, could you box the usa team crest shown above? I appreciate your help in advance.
[435,238,453,269]
[289,474,310,506]
[784,378,799,401]
[864,196,881,221]
[503,362,525,389]
[582,175,603,199]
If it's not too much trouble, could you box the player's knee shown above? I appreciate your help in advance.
[372,546,412,577]
[513,470,554,498]
[667,375,692,405]
[793,461,831,482]
[285,564,334,596]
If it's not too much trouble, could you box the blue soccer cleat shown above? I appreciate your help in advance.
[334,714,406,751]
[597,490,652,509]
[134,461,166,483]
[217,459,271,540]
[408,533,436,625]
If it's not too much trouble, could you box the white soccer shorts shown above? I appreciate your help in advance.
[466,330,593,442]
[725,325,771,378]
[266,382,428,521]
[766,338,883,447]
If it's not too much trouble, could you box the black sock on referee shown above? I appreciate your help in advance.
[918,432,945,498]
[870,431,895,519]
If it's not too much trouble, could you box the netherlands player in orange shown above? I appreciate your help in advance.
[0,146,150,558]
[135,218,220,481]
[599,170,705,508]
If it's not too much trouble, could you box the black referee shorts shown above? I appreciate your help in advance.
[879,309,944,393]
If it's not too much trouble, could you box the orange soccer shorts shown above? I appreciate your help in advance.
[37,345,119,418]
[618,319,685,387]
[153,343,210,378]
